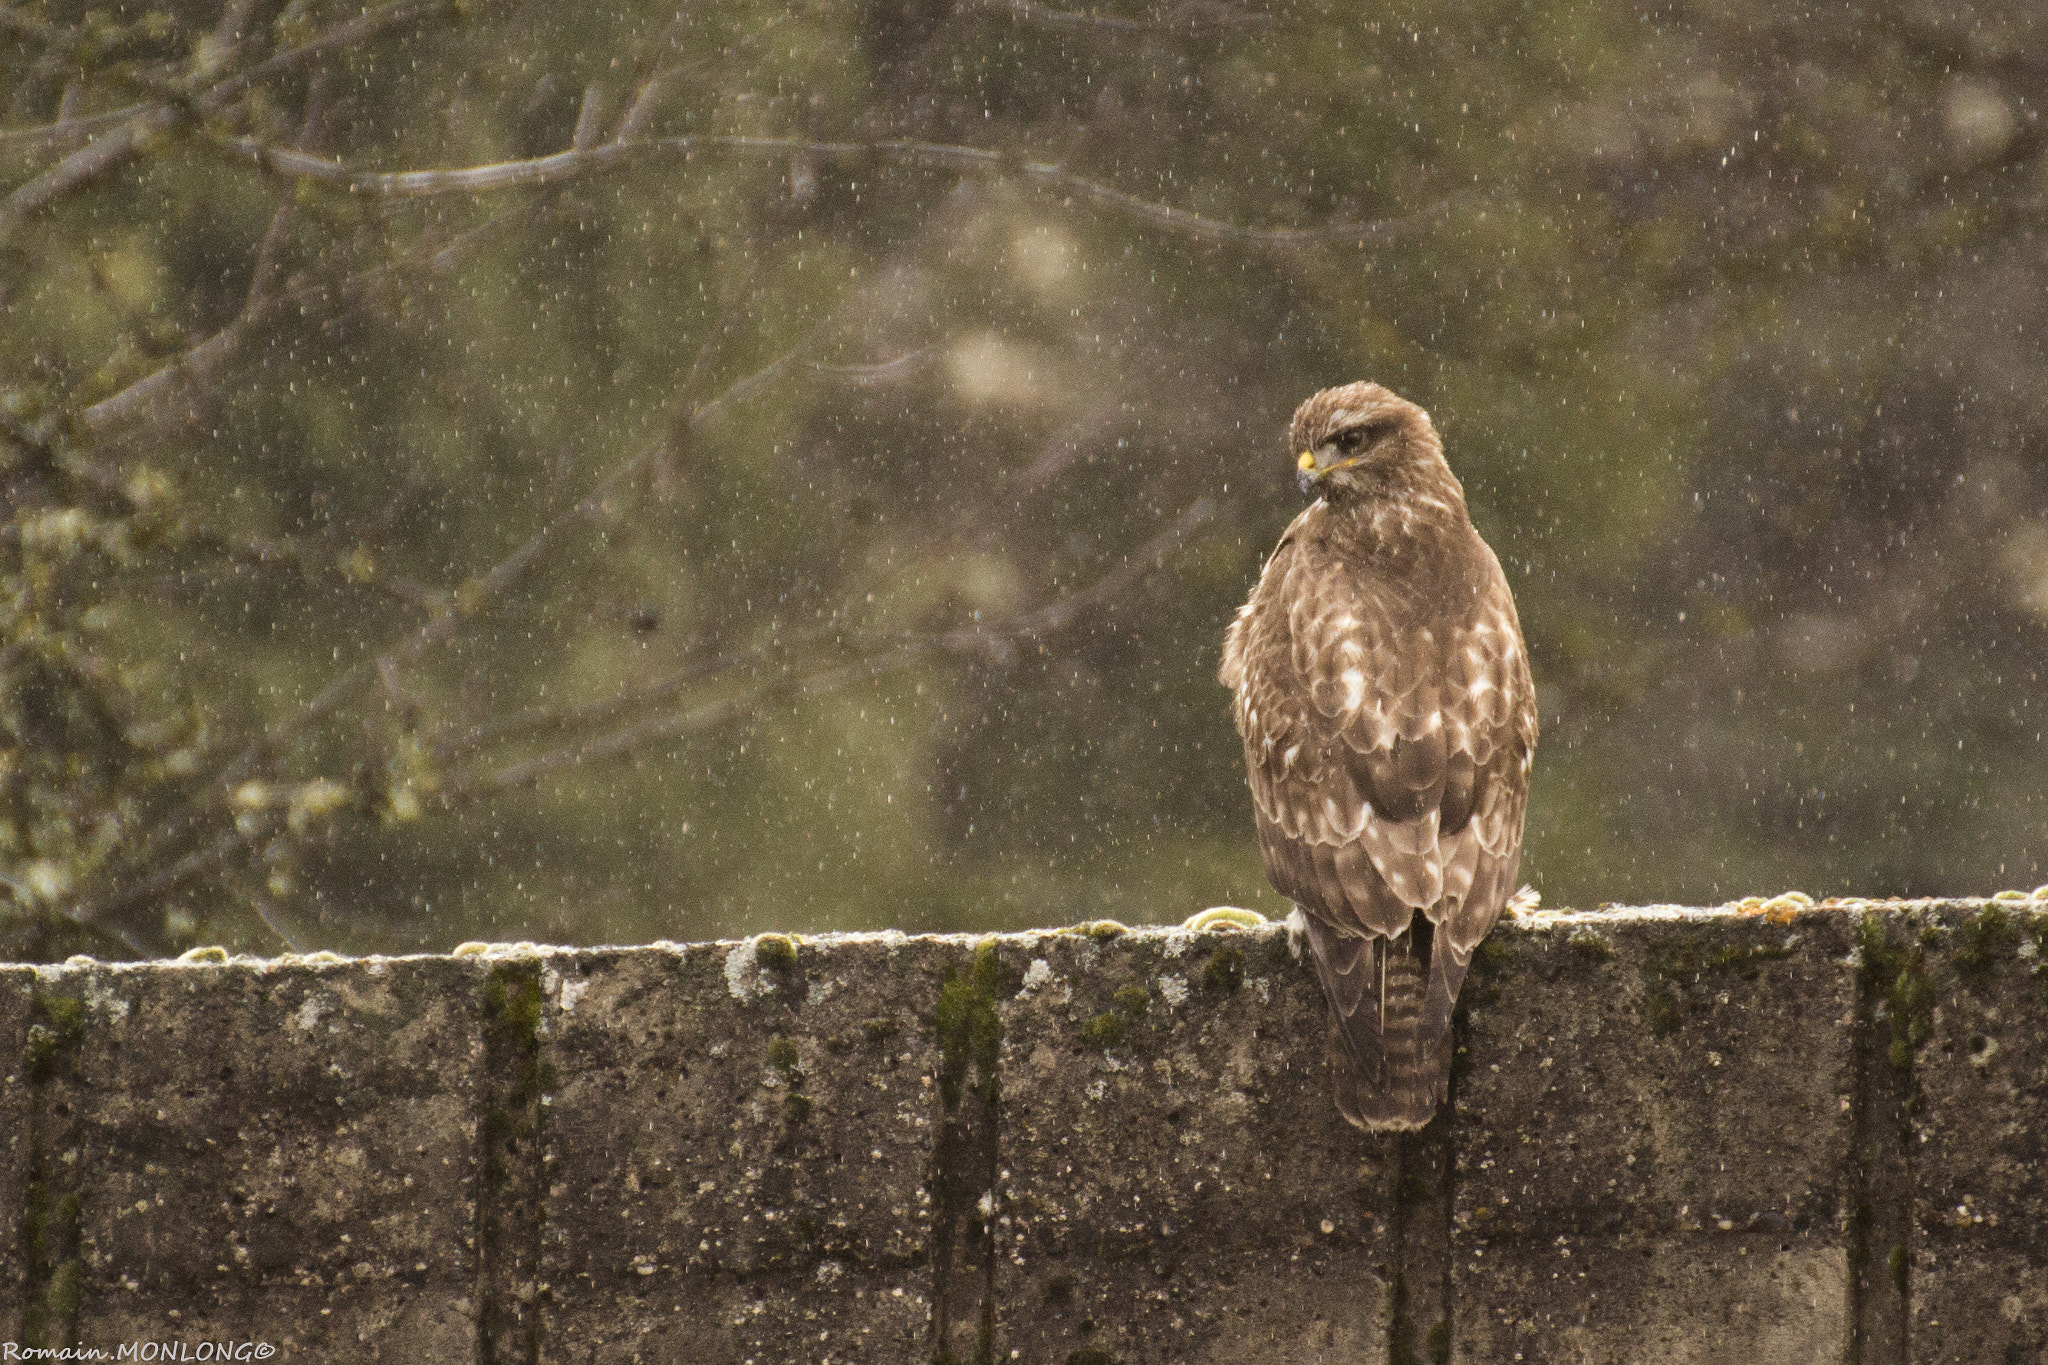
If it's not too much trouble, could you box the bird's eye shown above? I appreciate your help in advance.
[1334,422,1384,453]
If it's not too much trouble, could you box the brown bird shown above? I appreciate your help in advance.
[1219,382,1537,1130]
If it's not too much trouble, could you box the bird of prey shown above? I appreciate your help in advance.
[1219,382,1537,1131]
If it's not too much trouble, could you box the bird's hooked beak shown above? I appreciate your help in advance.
[1296,450,1320,497]
[1297,440,1376,498]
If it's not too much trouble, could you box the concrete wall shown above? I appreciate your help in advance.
[2,897,2044,1363]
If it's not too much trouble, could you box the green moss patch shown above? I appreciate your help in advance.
[1079,1012,1126,1049]
[754,933,800,971]
[1857,913,1934,1072]
[1201,946,1244,994]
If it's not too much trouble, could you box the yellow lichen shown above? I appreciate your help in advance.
[1761,891,1814,924]
[1181,906,1267,932]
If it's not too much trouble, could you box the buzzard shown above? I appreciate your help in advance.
[1220,382,1537,1131]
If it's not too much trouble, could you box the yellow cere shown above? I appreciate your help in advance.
[1298,451,1317,470]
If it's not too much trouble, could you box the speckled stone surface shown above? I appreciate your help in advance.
[1906,901,2048,1365]
[1451,905,1861,1364]
[14,954,483,1356]
[988,925,1391,1365]
[2,898,2044,1362]
[0,969,29,1322]
[534,936,965,1364]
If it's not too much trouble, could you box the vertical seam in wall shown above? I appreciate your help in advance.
[1386,1118,1454,1363]
[19,986,86,1350]
[477,962,549,1365]
[1436,1045,1458,1365]
[928,941,1002,1365]
[1848,910,1916,1365]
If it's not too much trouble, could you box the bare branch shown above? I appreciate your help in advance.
[0,0,467,245]
[80,309,249,432]
[614,67,688,143]
[201,129,1449,247]
[248,895,307,953]
[1012,390,1130,490]
[970,0,1273,34]
[84,201,510,433]
[426,635,809,764]
[170,526,438,610]
[63,292,839,935]
[0,103,148,152]
[806,348,938,385]
[572,82,609,151]
[204,0,267,67]
[996,496,1213,637]
[215,0,464,99]
[976,0,1146,31]
[75,826,243,954]
[63,176,974,942]
[0,106,181,248]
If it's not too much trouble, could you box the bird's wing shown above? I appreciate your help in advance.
[1226,526,1415,938]
[1417,545,1536,1047]
[1229,523,1535,1052]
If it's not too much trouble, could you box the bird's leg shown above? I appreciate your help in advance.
[1284,905,1311,960]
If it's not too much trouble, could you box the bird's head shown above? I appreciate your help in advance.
[1287,381,1447,503]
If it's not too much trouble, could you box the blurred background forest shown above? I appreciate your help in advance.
[1,0,2044,960]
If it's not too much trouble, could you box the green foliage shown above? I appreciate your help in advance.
[0,393,209,956]
[2,0,2044,958]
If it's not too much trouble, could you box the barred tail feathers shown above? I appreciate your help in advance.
[1299,913,1449,1132]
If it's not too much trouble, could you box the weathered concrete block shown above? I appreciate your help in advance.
[990,924,1392,1365]
[1,966,31,1324]
[535,935,964,1363]
[1908,901,2048,1364]
[27,955,482,1357]
[1,899,2041,1362]
[1452,907,1859,1363]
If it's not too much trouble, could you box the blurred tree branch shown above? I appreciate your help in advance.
[0,0,1452,961]
[447,499,1212,797]
[203,128,1442,246]
[969,0,1274,34]
[0,0,467,246]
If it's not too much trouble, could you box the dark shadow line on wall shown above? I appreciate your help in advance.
[477,962,550,1365]
[1848,911,1916,1365]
